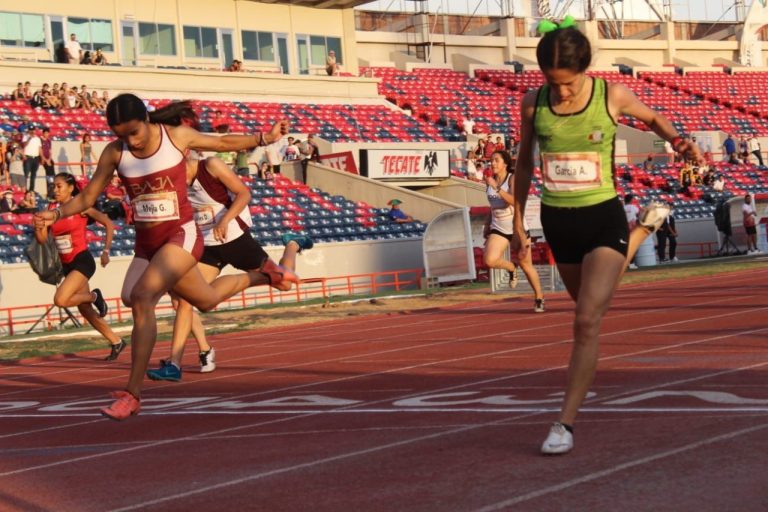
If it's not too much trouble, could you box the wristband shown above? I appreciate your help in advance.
[671,136,684,151]
[52,207,62,221]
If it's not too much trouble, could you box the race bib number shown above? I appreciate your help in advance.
[54,235,73,254]
[542,152,602,192]
[492,207,513,220]
[193,206,216,226]
[132,192,180,222]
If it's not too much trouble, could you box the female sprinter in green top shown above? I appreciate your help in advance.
[511,17,703,454]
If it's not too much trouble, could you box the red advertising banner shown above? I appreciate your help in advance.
[319,151,359,175]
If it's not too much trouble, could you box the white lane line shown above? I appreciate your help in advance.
[471,422,768,511]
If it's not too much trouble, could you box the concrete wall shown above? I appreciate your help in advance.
[418,178,488,207]
[2,0,356,74]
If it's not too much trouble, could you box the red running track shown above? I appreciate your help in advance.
[0,268,767,511]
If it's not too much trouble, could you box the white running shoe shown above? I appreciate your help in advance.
[638,202,672,233]
[199,347,216,373]
[540,422,574,455]
[628,263,638,270]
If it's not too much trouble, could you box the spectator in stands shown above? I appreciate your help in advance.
[0,131,7,184]
[17,115,32,134]
[90,90,106,111]
[511,18,702,455]
[211,110,229,133]
[81,50,92,65]
[466,151,483,182]
[40,128,55,199]
[79,133,95,176]
[101,174,127,219]
[739,135,750,164]
[93,48,109,65]
[283,136,300,161]
[679,162,694,193]
[258,161,273,180]
[702,167,715,187]
[748,135,764,167]
[302,134,320,162]
[482,149,545,312]
[743,193,760,254]
[461,118,475,139]
[642,154,654,172]
[265,139,284,174]
[656,206,678,262]
[65,33,83,65]
[31,83,49,108]
[387,199,413,223]
[22,128,42,192]
[22,81,33,100]
[8,138,25,189]
[326,50,339,76]
[0,190,17,213]
[494,136,505,152]
[474,138,486,162]
[62,84,78,110]
[722,134,738,164]
[16,190,39,213]
[226,59,243,72]
[713,173,725,191]
[10,82,25,101]
[79,85,93,111]
[483,134,496,161]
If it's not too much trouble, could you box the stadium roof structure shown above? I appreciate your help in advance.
[256,0,371,8]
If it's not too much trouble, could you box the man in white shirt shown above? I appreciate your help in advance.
[22,129,42,192]
[65,34,83,65]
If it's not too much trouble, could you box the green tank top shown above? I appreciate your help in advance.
[534,77,617,208]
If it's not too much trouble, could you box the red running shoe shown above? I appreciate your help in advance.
[259,259,299,290]
[101,390,140,421]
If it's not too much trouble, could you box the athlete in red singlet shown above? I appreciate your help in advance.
[35,95,292,420]
[34,172,127,360]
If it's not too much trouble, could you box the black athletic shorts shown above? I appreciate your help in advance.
[489,229,531,242]
[62,250,96,279]
[200,232,269,271]
[541,196,629,264]
[745,225,757,235]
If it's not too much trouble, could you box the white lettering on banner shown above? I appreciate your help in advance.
[542,152,601,192]
[187,395,362,410]
[38,397,215,412]
[54,235,73,254]
[0,401,39,411]
[605,390,768,405]
[132,192,180,222]
[193,206,215,226]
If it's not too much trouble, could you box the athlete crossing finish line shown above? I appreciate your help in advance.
[511,16,705,454]
[35,94,294,420]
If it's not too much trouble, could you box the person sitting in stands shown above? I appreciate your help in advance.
[387,199,413,223]
[0,190,18,213]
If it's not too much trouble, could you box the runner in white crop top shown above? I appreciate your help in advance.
[482,150,544,312]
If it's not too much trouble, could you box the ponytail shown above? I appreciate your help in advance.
[55,172,80,196]
[149,100,200,130]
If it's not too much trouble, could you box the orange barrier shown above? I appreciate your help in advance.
[0,268,424,337]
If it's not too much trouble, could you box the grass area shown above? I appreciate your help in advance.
[1,257,761,362]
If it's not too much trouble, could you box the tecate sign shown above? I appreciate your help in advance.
[362,149,449,180]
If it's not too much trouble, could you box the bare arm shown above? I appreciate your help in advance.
[609,83,704,165]
[169,121,289,154]
[512,90,537,256]
[205,156,250,221]
[34,222,48,244]
[86,207,113,266]
[34,142,120,228]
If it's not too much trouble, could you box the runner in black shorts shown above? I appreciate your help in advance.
[511,18,705,454]
[35,172,127,361]
[147,154,313,381]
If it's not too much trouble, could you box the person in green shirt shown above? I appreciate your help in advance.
[511,17,704,455]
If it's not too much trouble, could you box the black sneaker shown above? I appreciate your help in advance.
[92,288,108,318]
[534,298,545,313]
[104,339,127,361]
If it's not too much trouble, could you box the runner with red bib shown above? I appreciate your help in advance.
[35,95,292,420]
[35,172,127,361]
